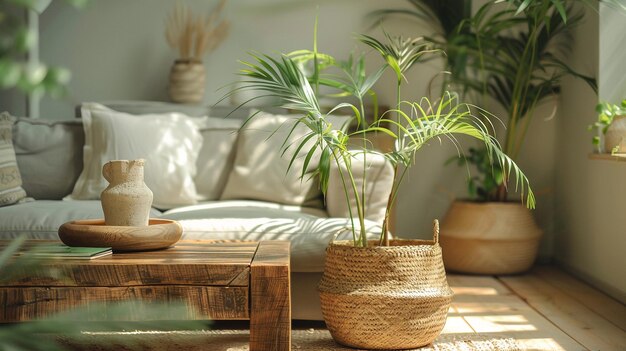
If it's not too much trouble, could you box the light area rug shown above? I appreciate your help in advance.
[57,329,523,351]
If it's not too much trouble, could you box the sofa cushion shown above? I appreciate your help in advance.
[0,200,162,239]
[67,103,204,209]
[193,117,242,200]
[160,200,382,272]
[0,112,28,206]
[326,150,394,224]
[12,117,84,200]
[221,111,351,208]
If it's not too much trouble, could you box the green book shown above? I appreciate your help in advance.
[22,244,112,260]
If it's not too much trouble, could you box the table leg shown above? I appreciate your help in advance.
[250,241,291,351]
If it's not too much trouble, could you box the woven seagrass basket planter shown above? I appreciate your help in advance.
[318,223,453,350]
[440,201,542,275]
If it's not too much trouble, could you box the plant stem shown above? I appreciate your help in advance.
[380,165,397,246]
[513,91,542,160]
[331,148,357,245]
[501,9,541,202]
[396,82,402,152]
[359,98,367,246]
[380,164,408,246]
[342,152,367,247]
[381,78,402,245]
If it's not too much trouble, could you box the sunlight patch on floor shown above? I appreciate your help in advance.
[464,315,536,332]
[441,316,474,334]
[451,286,500,296]
[515,338,569,351]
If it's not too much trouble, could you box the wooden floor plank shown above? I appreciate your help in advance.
[441,304,475,334]
[447,274,512,296]
[453,293,586,351]
[533,266,626,331]
[500,274,626,351]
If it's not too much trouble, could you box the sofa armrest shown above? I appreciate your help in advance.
[325,151,394,225]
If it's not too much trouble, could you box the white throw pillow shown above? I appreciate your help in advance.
[193,117,242,200]
[66,103,203,209]
[220,110,351,208]
[325,150,394,225]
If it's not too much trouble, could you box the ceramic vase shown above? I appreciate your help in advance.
[168,59,205,104]
[604,115,626,154]
[101,159,153,227]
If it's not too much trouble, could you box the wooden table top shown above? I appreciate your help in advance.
[1,240,290,288]
[91,240,260,265]
[3,240,260,264]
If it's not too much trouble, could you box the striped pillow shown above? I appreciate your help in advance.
[0,112,27,206]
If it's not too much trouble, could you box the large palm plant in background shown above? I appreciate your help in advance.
[372,0,597,202]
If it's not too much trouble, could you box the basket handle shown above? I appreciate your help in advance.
[330,227,350,244]
[433,219,440,244]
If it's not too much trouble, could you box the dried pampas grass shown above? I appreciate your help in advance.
[165,0,230,62]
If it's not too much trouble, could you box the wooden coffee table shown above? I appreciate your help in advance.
[0,240,291,351]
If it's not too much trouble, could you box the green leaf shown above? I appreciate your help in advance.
[318,147,331,194]
[359,64,387,97]
[515,0,532,16]
[550,0,568,23]
[468,179,477,199]
[0,60,21,88]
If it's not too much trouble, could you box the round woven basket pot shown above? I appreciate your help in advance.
[318,222,453,350]
[168,59,205,104]
[440,201,542,275]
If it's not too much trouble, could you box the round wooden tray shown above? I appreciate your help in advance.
[58,219,183,252]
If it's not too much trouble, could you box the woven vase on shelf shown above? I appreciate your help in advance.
[318,221,453,350]
[168,59,205,104]
[440,200,542,275]
[605,115,626,154]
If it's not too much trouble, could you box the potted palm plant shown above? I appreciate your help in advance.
[372,0,596,274]
[227,21,534,349]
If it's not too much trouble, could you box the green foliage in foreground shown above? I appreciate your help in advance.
[0,0,87,96]
[0,236,208,351]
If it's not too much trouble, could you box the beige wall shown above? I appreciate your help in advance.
[599,3,626,103]
[557,6,626,302]
[36,0,424,119]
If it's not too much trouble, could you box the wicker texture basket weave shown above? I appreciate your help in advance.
[169,60,206,103]
[440,201,542,275]
[318,221,453,350]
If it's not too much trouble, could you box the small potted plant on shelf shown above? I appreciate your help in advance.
[372,0,596,274]
[225,20,534,349]
[164,0,229,104]
[590,99,626,154]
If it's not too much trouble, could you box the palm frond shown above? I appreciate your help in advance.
[377,94,535,208]
[239,52,321,116]
[359,32,438,83]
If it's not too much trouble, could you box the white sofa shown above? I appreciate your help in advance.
[0,101,394,320]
